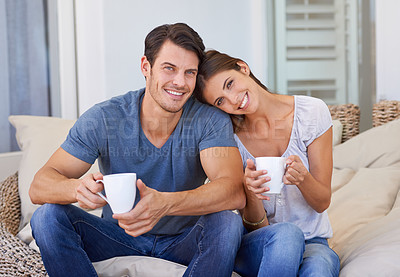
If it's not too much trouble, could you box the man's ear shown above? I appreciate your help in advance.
[141,56,151,78]
[236,61,250,76]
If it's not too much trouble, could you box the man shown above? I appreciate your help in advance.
[29,23,245,276]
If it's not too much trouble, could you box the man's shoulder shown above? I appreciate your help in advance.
[183,97,230,121]
[84,88,144,117]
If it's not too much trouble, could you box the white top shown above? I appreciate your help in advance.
[235,95,333,240]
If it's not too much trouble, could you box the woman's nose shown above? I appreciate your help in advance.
[227,93,240,105]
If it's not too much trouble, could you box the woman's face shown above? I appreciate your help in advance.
[202,65,257,115]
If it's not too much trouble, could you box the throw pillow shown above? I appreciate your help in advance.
[328,166,400,256]
[8,115,99,231]
[333,118,400,170]
[332,119,343,147]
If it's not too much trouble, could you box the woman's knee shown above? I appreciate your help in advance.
[263,222,305,260]
[302,242,340,277]
[271,222,304,242]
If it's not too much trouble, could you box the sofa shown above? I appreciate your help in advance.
[0,101,399,276]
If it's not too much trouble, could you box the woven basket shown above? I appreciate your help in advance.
[0,173,48,277]
[372,100,400,127]
[328,104,360,142]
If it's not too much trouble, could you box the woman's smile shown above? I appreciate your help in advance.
[239,92,249,110]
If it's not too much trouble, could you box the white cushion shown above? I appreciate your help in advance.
[333,118,400,170]
[8,115,100,230]
[332,120,343,146]
[331,168,355,193]
[337,198,400,276]
[328,166,400,255]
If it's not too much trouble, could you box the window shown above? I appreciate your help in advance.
[0,0,50,153]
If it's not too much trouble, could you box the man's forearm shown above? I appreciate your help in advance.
[163,177,245,216]
[29,166,79,205]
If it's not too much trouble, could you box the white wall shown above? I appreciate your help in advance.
[376,0,400,101]
[74,0,268,114]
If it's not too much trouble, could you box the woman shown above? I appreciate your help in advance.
[195,50,340,277]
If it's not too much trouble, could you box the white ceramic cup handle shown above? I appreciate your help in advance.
[96,180,109,204]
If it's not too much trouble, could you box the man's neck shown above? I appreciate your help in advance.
[140,93,183,148]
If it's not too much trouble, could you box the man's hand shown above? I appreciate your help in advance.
[75,172,107,210]
[113,179,169,237]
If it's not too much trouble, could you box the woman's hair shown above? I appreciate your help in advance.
[194,50,269,132]
[144,23,205,67]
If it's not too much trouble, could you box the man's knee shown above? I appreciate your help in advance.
[210,211,242,234]
[31,204,71,240]
[203,211,244,248]
[32,204,62,227]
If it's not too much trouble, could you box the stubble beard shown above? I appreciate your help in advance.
[147,75,187,114]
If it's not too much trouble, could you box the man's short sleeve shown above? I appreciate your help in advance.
[198,108,237,151]
[61,105,105,164]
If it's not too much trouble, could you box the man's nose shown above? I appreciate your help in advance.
[172,72,186,88]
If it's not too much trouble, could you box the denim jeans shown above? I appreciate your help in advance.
[234,222,340,277]
[30,204,243,277]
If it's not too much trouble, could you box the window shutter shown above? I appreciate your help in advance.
[274,0,358,105]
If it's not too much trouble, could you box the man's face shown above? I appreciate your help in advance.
[141,40,199,113]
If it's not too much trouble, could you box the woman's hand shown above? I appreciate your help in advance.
[283,155,309,187]
[244,159,271,201]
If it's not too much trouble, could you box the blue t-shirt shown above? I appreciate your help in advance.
[61,88,237,235]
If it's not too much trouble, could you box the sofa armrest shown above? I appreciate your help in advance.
[0,225,47,276]
[0,172,21,236]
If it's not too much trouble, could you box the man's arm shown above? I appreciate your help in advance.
[29,147,106,210]
[114,146,246,237]
[168,146,246,214]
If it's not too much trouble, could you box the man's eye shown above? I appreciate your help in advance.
[165,66,173,71]
[216,98,224,106]
[187,70,197,76]
[227,80,233,89]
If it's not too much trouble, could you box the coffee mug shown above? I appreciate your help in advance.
[255,157,286,195]
[96,173,137,214]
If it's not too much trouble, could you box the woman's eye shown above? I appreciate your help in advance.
[216,97,224,106]
[227,80,233,89]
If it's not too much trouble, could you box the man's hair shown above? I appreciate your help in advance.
[144,23,205,66]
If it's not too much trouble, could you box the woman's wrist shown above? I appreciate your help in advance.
[242,210,267,226]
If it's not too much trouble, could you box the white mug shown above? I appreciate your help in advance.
[255,157,287,195]
[96,173,137,214]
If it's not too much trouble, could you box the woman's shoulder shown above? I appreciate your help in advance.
[295,95,327,109]
[293,95,332,144]
[294,95,330,119]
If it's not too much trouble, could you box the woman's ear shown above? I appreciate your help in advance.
[236,61,250,76]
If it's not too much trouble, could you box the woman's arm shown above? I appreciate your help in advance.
[284,127,333,213]
[241,159,270,231]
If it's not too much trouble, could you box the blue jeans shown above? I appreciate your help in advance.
[30,204,243,277]
[234,222,340,277]
[300,237,340,277]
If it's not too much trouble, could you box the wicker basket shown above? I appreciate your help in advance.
[372,100,400,127]
[328,104,360,142]
[0,173,48,277]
